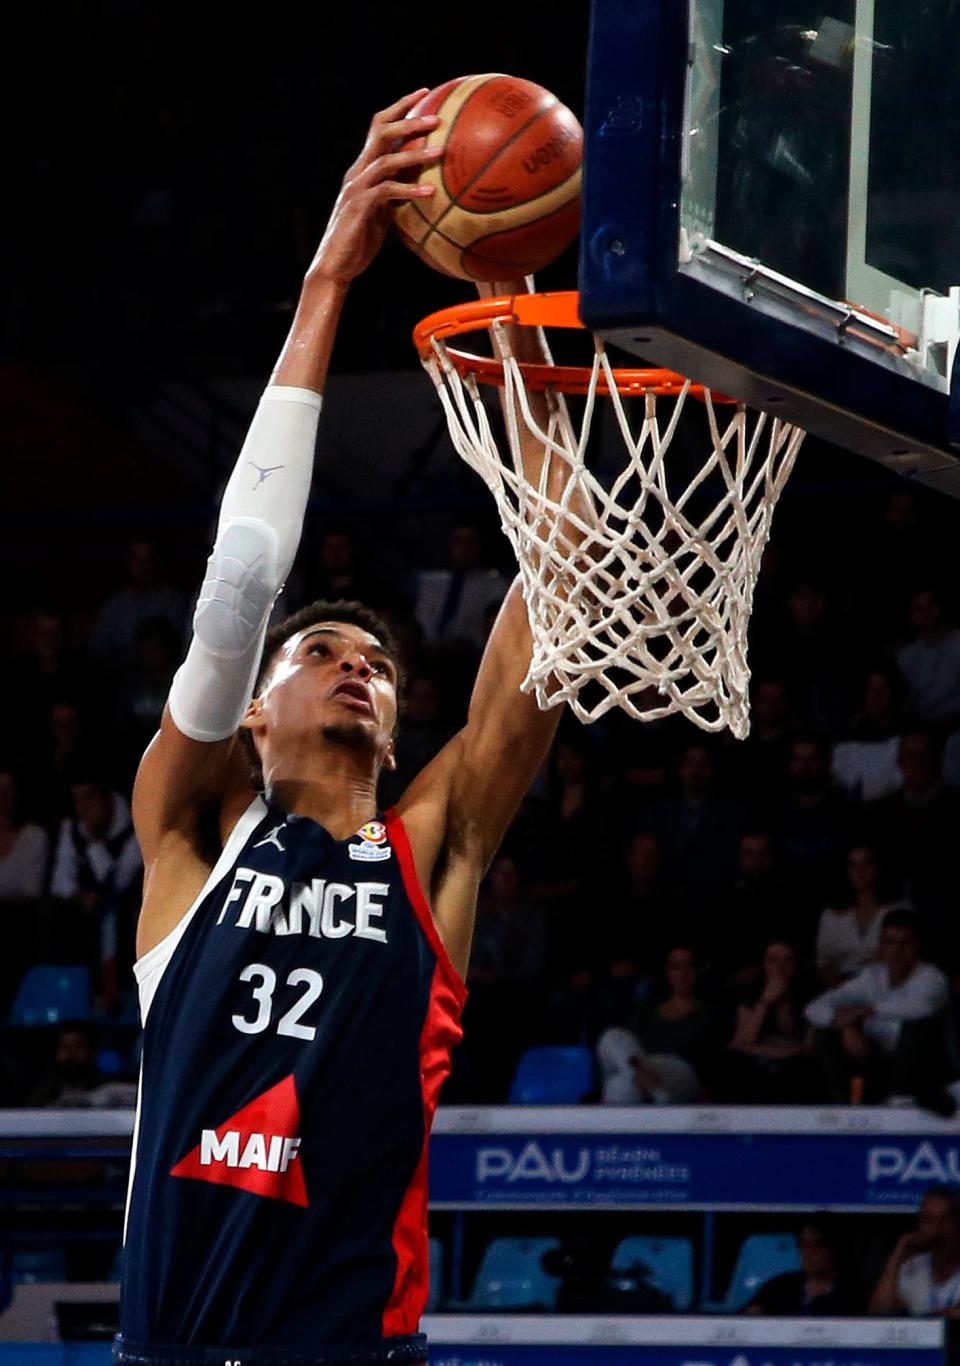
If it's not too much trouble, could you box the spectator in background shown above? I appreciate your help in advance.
[596,944,718,1104]
[308,524,394,610]
[469,854,552,990]
[870,1187,960,1316]
[866,730,960,934]
[720,939,817,1102]
[415,520,508,652]
[49,772,142,1007]
[705,831,796,992]
[0,768,49,902]
[806,910,951,1106]
[747,1216,858,1315]
[650,741,742,896]
[600,720,671,844]
[29,700,90,828]
[775,736,850,910]
[0,768,50,1019]
[599,831,681,987]
[815,845,909,987]
[8,609,88,736]
[527,732,604,912]
[89,538,185,674]
[897,588,960,727]
[461,854,551,1101]
[381,672,456,805]
[112,617,180,779]
[26,1023,105,1107]
[753,581,848,729]
[738,677,795,801]
[832,666,906,802]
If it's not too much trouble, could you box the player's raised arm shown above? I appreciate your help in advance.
[397,278,592,973]
[132,92,443,946]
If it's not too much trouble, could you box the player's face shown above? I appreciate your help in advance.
[255,622,399,766]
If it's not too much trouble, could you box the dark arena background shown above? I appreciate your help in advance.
[4,2,960,1363]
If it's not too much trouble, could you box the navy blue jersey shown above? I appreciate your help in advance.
[120,797,465,1353]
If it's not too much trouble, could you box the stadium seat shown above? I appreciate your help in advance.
[7,966,92,1028]
[464,1237,562,1309]
[508,1046,595,1104]
[426,1237,443,1312]
[705,1233,801,1312]
[610,1236,695,1311]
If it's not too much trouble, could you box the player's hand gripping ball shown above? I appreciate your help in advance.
[393,74,583,281]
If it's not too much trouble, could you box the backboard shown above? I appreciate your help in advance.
[579,0,960,495]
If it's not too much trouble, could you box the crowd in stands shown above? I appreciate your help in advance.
[3,482,960,1117]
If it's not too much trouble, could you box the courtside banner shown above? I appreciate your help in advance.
[0,1319,946,1366]
[5,1108,960,1211]
[429,1109,960,1211]
[424,1316,945,1366]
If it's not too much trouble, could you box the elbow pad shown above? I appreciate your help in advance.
[168,517,279,743]
[166,384,321,743]
[194,517,280,659]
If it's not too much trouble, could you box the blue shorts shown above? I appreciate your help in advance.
[112,1334,428,1366]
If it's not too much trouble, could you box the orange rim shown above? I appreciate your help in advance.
[414,290,722,399]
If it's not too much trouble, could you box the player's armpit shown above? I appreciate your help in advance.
[133,707,254,867]
[399,581,560,922]
[408,584,559,974]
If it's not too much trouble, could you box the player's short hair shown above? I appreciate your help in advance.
[238,600,404,790]
[255,599,403,694]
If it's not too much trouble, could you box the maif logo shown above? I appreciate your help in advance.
[476,1140,591,1184]
[868,1140,960,1185]
[171,1074,308,1207]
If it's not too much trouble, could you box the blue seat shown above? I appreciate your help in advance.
[8,965,92,1028]
[611,1236,694,1311]
[426,1237,443,1312]
[508,1046,594,1104]
[466,1237,562,1309]
[709,1233,801,1312]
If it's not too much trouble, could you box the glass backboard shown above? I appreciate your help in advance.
[579,0,960,494]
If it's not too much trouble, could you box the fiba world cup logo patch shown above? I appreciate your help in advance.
[349,821,391,862]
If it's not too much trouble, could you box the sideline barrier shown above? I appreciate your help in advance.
[0,1318,948,1366]
[4,1107,960,1211]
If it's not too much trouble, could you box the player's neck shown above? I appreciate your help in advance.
[265,749,381,840]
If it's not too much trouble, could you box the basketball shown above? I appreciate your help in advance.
[393,74,583,282]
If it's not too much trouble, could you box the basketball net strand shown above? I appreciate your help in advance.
[424,331,805,739]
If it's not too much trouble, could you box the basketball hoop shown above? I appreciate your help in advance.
[414,290,806,739]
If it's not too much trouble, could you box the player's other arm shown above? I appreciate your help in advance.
[133,93,442,946]
[399,278,589,974]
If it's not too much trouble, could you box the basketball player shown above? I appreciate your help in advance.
[116,91,565,1366]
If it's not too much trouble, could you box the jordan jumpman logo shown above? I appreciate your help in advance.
[253,825,285,853]
[249,461,284,490]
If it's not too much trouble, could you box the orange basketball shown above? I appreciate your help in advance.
[393,74,583,282]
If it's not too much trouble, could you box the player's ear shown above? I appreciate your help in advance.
[381,737,397,773]
[240,695,265,734]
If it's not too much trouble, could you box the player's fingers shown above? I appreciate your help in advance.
[371,88,431,128]
[376,114,441,145]
[372,180,436,202]
[363,146,444,180]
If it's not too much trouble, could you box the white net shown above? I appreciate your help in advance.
[422,326,805,739]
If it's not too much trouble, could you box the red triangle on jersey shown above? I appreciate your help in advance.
[170,1073,308,1208]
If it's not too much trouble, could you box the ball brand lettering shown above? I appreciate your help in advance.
[477,1141,590,1184]
[868,1140,960,1185]
[200,1129,301,1173]
[217,867,388,942]
[490,88,533,117]
[522,126,577,175]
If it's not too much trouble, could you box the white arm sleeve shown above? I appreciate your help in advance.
[168,384,321,743]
